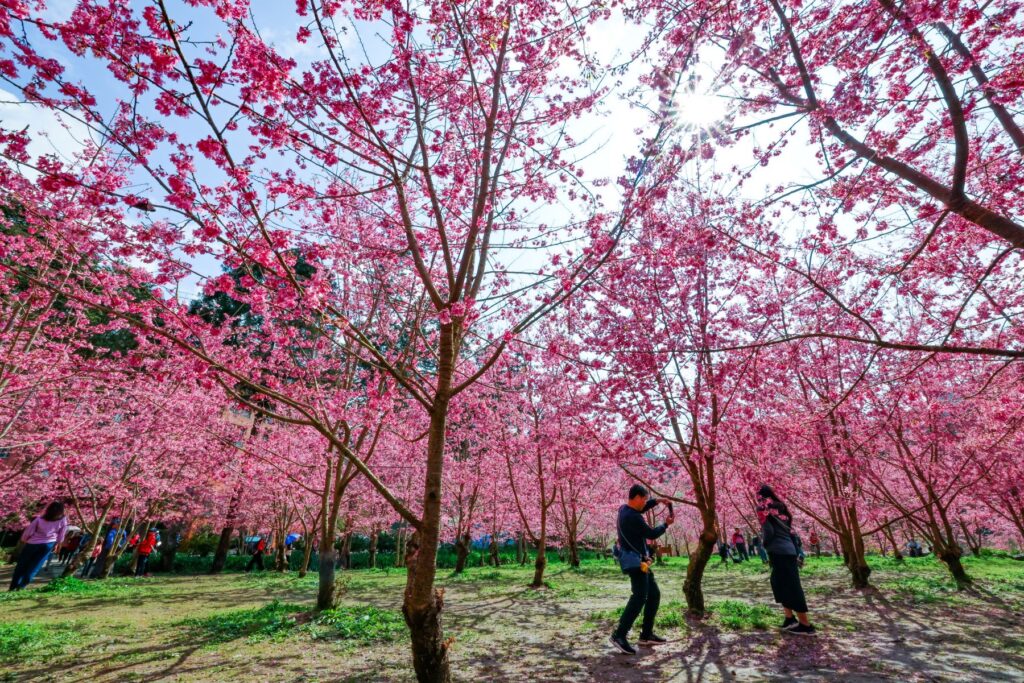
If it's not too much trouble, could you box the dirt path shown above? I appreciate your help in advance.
[1,555,1022,682]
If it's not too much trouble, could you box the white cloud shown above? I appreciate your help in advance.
[0,86,91,177]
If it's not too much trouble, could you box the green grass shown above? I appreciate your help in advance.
[589,598,777,632]
[0,575,147,603]
[0,621,81,662]
[311,606,406,642]
[179,599,406,646]
[182,600,306,644]
[708,599,777,629]
[880,575,962,604]
[444,568,505,583]
[238,571,319,589]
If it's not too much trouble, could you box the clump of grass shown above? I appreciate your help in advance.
[881,575,960,604]
[0,621,80,662]
[311,606,406,642]
[551,579,603,599]
[588,600,689,629]
[39,576,98,595]
[708,600,776,630]
[40,576,147,596]
[182,600,305,644]
[445,569,504,583]
[589,599,775,631]
[0,575,145,603]
[587,606,623,623]
[651,600,689,628]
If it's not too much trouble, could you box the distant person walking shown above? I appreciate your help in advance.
[609,484,674,655]
[717,539,731,566]
[9,502,67,591]
[732,528,748,561]
[750,534,768,564]
[135,530,159,577]
[246,536,267,572]
[808,529,821,557]
[757,484,816,636]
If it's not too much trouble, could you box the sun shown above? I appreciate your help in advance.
[675,92,730,129]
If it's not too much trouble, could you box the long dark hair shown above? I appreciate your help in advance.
[42,501,66,522]
[757,484,792,523]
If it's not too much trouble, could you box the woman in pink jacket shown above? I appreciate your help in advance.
[9,502,67,591]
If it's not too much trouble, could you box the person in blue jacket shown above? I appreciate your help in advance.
[609,484,675,655]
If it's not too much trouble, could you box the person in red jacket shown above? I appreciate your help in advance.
[135,531,159,577]
[246,537,267,572]
[808,529,821,557]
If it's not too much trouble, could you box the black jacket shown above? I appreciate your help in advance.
[761,512,798,556]
[616,499,667,560]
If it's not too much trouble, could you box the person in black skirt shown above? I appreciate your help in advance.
[756,484,816,635]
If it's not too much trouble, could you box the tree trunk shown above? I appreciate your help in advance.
[156,522,182,573]
[402,339,453,683]
[489,538,500,567]
[368,531,378,569]
[840,531,872,589]
[938,547,972,587]
[299,538,314,578]
[958,519,982,557]
[317,549,339,610]
[567,535,580,568]
[882,526,903,561]
[99,521,133,579]
[274,529,287,572]
[210,525,234,574]
[98,544,120,579]
[63,506,113,578]
[531,532,547,588]
[517,532,527,566]
[454,533,470,574]
[340,532,352,570]
[396,529,407,568]
[683,516,717,615]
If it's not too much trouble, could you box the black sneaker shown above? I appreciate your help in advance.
[787,623,817,636]
[781,616,798,630]
[638,633,668,645]
[610,634,637,654]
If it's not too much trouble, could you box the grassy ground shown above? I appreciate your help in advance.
[1,553,1022,682]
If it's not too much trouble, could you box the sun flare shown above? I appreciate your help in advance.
[675,92,729,129]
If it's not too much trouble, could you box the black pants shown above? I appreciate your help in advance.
[135,555,150,577]
[246,552,265,572]
[615,569,660,639]
[768,553,808,613]
[735,543,748,561]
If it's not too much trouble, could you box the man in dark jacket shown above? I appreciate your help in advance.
[610,484,674,655]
